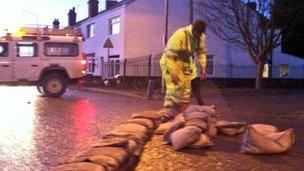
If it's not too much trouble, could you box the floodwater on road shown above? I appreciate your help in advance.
[0,86,162,171]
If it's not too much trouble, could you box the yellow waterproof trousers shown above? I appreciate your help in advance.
[161,55,192,107]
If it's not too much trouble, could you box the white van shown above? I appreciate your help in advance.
[0,27,87,97]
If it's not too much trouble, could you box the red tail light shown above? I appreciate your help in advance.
[81,53,87,74]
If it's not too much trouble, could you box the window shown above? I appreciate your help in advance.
[279,64,289,77]
[86,23,95,38]
[16,42,37,57]
[110,16,120,35]
[263,64,269,78]
[206,55,214,75]
[0,42,8,57]
[44,43,78,56]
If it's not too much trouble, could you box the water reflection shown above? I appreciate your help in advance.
[72,100,97,143]
[0,86,40,169]
[0,86,101,170]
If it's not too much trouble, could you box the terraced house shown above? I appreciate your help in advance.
[68,0,304,79]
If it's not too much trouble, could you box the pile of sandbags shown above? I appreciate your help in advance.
[241,124,295,154]
[53,110,166,171]
[156,105,295,155]
[156,105,246,150]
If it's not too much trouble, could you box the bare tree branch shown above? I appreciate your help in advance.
[194,0,300,89]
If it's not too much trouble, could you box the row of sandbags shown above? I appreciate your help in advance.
[156,105,295,154]
[53,110,165,171]
[53,105,296,170]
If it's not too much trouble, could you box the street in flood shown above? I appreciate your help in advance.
[0,86,161,170]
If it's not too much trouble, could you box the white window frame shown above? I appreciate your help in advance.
[16,42,37,58]
[87,23,95,38]
[109,16,120,35]
[263,64,269,78]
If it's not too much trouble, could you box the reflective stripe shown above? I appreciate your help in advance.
[164,49,193,63]
[163,70,192,107]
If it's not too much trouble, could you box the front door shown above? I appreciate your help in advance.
[0,42,13,82]
[13,42,40,81]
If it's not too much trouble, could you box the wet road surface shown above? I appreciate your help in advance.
[0,86,162,171]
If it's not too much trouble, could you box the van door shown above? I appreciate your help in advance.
[0,42,13,82]
[13,42,40,81]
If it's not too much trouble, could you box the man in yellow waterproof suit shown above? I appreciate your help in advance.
[160,20,207,111]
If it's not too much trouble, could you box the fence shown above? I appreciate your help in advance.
[96,55,304,79]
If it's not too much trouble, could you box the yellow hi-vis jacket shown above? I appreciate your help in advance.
[160,25,207,79]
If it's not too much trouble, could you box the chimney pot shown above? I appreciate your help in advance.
[53,19,60,29]
[88,0,99,18]
[106,0,119,10]
[68,7,77,27]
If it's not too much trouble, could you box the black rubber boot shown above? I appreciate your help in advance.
[191,77,205,106]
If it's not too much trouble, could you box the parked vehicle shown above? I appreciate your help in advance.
[0,27,87,97]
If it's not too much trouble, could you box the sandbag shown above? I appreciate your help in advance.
[250,124,278,135]
[206,118,217,137]
[52,162,106,171]
[215,120,246,136]
[95,138,128,148]
[126,139,143,157]
[185,119,208,132]
[73,155,119,171]
[215,120,246,129]
[241,124,295,154]
[94,138,142,157]
[158,107,181,120]
[189,134,214,149]
[131,110,162,120]
[123,118,155,130]
[184,111,209,121]
[80,147,129,166]
[103,123,149,145]
[103,130,147,145]
[220,127,245,136]
[184,105,218,118]
[170,126,202,150]
[163,118,185,142]
[112,123,149,137]
[155,114,185,135]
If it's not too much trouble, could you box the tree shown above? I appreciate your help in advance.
[195,0,301,89]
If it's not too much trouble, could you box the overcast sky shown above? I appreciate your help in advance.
[0,0,106,35]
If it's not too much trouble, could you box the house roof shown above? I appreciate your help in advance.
[75,0,136,26]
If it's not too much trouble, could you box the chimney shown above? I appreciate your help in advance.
[68,7,77,27]
[53,19,60,29]
[247,2,257,11]
[88,0,99,18]
[106,0,119,10]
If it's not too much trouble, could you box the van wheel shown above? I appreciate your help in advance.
[42,73,67,98]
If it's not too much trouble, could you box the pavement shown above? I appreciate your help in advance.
[69,85,304,170]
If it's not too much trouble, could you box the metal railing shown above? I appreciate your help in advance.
[89,54,304,79]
